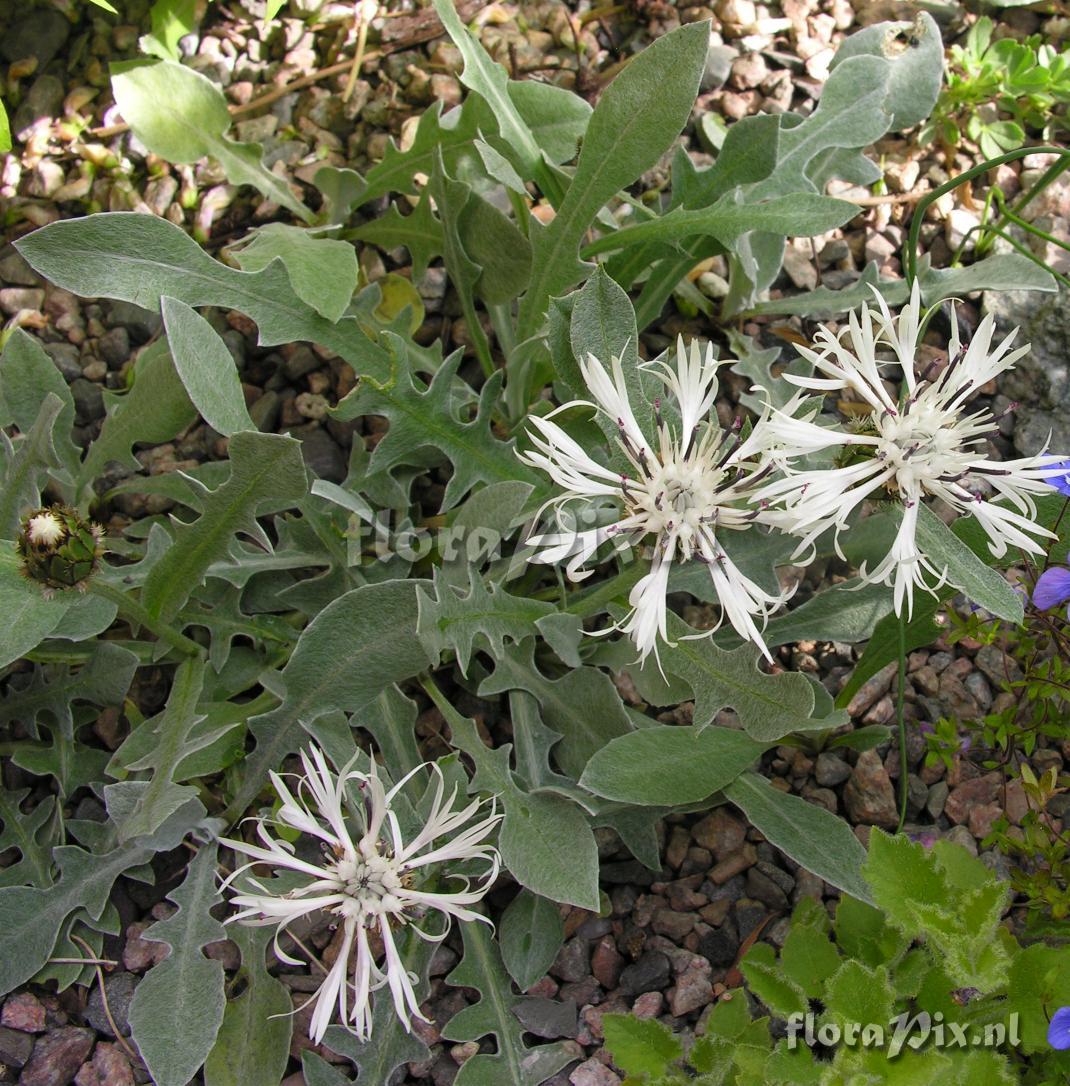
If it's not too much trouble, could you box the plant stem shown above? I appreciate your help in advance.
[89,579,204,658]
[896,609,909,834]
[904,145,1070,286]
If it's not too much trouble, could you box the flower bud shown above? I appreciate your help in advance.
[16,505,104,594]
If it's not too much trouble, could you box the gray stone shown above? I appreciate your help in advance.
[106,301,162,342]
[14,76,65,135]
[85,971,138,1038]
[1,10,70,67]
[619,950,670,996]
[19,1027,94,1086]
[944,824,978,856]
[0,1024,33,1068]
[734,897,768,941]
[2,991,45,1033]
[551,937,590,984]
[702,44,739,91]
[670,966,714,1016]
[985,287,1070,456]
[746,866,789,910]
[975,644,1023,686]
[96,327,131,366]
[70,378,105,422]
[843,749,898,828]
[926,780,949,819]
[814,752,851,787]
[0,247,39,287]
[512,997,578,1040]
[296,427,346,482]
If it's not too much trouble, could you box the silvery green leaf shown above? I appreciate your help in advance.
[128,847,227,1086]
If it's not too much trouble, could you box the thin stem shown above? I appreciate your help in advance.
[896,609,909,835]
[88,579,204,658]
[904,145,1070,286]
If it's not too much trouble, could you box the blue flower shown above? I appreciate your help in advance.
[1048,1006,1070,1050]
[1046,459,1070,497]
[1033,563,1070,612]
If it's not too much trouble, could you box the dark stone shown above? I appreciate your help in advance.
[0,1024,33,1068]
[1,10,70,67]
[42,342,82,382]
[85,972,138,1038]
[14,76,65,134]
[296,427,346,482]
[698,927,739,967]
[19,1027,94,1086]
[70,378,105,423]
[106,301,162,343]
[512,997,578,1039]
[600,861,657,886]
[734,897,768,941]
[619,950,671,997]
[96,327,131,366]
[550,936,589,984]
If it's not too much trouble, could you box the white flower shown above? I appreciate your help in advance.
[26,511,64,547]
[220,747,500,1044]
[520,337,790,666]
[756,281,1060,616]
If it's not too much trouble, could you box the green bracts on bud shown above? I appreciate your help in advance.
[16,505,105,594]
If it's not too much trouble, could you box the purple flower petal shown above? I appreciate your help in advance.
[1033,567,1070,611]
[1046,459,1070,497]
[1048,1006,1070,1050]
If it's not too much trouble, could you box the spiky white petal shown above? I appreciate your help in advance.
[26,512,64,546]
[757,280,1061,616]
[221,748,500,1044]
[520,336,791,666]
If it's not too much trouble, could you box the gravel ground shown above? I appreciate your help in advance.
[2,1,1069,1083]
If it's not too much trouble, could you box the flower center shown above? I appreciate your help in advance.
[630,458,721,544]
[332,851,405,918]
[875,404,964,489]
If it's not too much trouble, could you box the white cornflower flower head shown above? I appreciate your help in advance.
[520,336,791,666]
[756,280,1061,616]
[220,747,501,1044]
[26,511,64,547]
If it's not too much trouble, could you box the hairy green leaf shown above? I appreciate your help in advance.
[79,338,197,491]
[114,657,207,842]
[161,297,255,436]
[204,925,291,1086]
[499,889,565,992]
[914,503,1024,623]
[417,568,555,675]
[143,431,307,621]
[0,543,79,670]
[15,213,393,382]
[0,328,79,478]
[580,726,766,806]
[445,703,599,910]
[517,20,709,338]
[443,921,575,1086]
[112,60,310,220]
[128,846,227,1086]
[0,797,202,995]
[227,579,432,821]
[864,830,1010,989]
[230,223,359,323]
[603,1015,683,1077]
[479,643,633,780]
[333,346,536,510]
[431,0,541,177]
[725,772,872,903]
